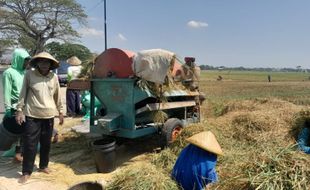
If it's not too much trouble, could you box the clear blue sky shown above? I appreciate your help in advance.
[76,0,310,69]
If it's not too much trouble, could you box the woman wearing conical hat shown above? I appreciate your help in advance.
[15,52,64,183]
[172,131,223,190]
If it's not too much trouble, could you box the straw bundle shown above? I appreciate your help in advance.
[151,148,177,173]
[136,72,189,125]
[169,123,207,154]
[106,162,179,190]
[78,56,96,79]
[289,109,310,139]
[231,113,270,142]
[152,110,168,124]
[206,98,310,189]
[246,145,310,189]
[32,162,108,187]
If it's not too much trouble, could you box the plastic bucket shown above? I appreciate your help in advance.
[0,123,21,151]
[68,181,103,190]
[92,137,116,173]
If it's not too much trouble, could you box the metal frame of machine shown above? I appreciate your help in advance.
[88,48,202,143]
[90,78,201,142]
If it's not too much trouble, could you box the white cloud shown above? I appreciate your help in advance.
[79,28,104,37]
[117,33,127,41]
[187,20,208,28]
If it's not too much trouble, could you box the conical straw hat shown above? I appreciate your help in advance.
[67,56,82,66]
[30,52,59,69]
[186,131,224,156]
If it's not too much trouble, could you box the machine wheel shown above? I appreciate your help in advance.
[162,118,184,145]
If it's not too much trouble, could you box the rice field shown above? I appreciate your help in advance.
[5,70,308,190]
[201,70,310,82]
[200,70,310,105]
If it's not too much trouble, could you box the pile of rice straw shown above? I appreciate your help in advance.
[107,98,310,189]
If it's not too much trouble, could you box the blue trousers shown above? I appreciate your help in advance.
[66,89,81,116]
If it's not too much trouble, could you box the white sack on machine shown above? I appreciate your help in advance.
[132,49,175,84]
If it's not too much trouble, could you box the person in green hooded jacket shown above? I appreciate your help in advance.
[2,48,31,162]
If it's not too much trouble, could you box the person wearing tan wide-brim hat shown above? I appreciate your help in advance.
[67,56,82,66]
[66,56,83,117]
[172,131,223,190]
[15,51,64,183]
[29,52,59,70]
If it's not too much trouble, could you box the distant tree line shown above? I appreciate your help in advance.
[0,42,93,65]
[199,65,309,72]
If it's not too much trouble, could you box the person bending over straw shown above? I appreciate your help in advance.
[172,131,223,190]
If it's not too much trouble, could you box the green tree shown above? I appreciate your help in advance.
[45,42,92,63]
[0,0,87,54]
[0,39,14,57]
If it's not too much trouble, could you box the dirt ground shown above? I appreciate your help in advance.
[0,131,162,190]
[0,110,163,190]
[0,88,112,190]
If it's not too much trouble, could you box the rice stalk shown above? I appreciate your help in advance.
[151,148,177,173]
[246,145,310,189]
[106,162,179,190]
[152,110,168,124]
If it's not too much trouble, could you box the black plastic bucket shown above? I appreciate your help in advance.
[68,181,103,190]
[92,137,116,173]
[0,123,21,151]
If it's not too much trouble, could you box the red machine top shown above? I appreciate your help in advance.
[93,48,135,78]
[93,48,183,79]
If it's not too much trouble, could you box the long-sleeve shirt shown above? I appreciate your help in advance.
[3,68,25,111]
[2,48,29,112]
[172,144,218,190]
[16,69,63,119]
[67,65,82,82]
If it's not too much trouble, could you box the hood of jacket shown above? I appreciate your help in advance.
[10,48,30,71]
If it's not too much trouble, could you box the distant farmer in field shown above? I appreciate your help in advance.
[217,75,223,81]
[2,48,31,162]
[172,131,223,190]
[15,52,64,183]
[66,56,82,117]
[268,75,271,82]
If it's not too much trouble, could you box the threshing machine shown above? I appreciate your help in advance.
[89,48,202,144]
